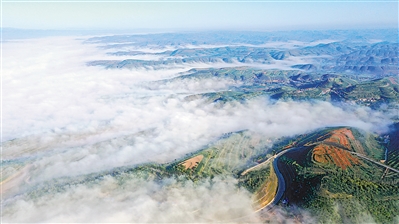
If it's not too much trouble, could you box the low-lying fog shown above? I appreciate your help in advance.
[2,36,392,222]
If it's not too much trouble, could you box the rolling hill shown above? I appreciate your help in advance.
[13,126,398,223]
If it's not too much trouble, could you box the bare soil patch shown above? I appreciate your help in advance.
[180,155,204,170]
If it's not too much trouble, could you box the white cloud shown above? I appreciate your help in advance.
[1,36,393,222]
[2,176,260,223]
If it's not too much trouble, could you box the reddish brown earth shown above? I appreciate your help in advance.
[324,128,354,149]
[312,128,361,170]
[312,144,361,170]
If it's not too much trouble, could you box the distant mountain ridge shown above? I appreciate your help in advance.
[87,32,398,75]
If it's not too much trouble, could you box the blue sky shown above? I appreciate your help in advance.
[2,1,398,31]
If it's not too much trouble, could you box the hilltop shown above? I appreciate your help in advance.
[14,126,399,223]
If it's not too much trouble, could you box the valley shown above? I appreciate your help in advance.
[3,29,398,223]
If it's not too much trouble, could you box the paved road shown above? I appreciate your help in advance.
[305,141,399,173]
[256,147,300,212]
[350,152,399,173]
[269,154,286,206]
[241,156,274,176]
[252,142,399,213]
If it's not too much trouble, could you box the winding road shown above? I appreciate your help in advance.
[263,147,301,209]
[250,147,300,212]
[231,139,399,222]
[252,145,399,213]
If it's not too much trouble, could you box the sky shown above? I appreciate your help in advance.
[1,0,398,222]
[1,0,398,31]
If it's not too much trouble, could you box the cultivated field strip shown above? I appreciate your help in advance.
[194,132,269,177]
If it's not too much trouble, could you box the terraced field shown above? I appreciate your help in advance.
[341,77,399,107]
[168,131,272,179]
[180,155,204,169]
[312,144,361,170]
[251,162,278,210]
[387,152,399,170]
[9,126,397,223]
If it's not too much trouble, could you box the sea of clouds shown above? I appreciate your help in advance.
[1,36,393,222]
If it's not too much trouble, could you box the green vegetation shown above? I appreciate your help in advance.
[386,123,399,170]
[305,171,399,224]
[277,128,399,224]
[161,131,272,182]
[342,77,399,107]
[180,67,399,109]
[240,165,271,193]
[19,126,399,223]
